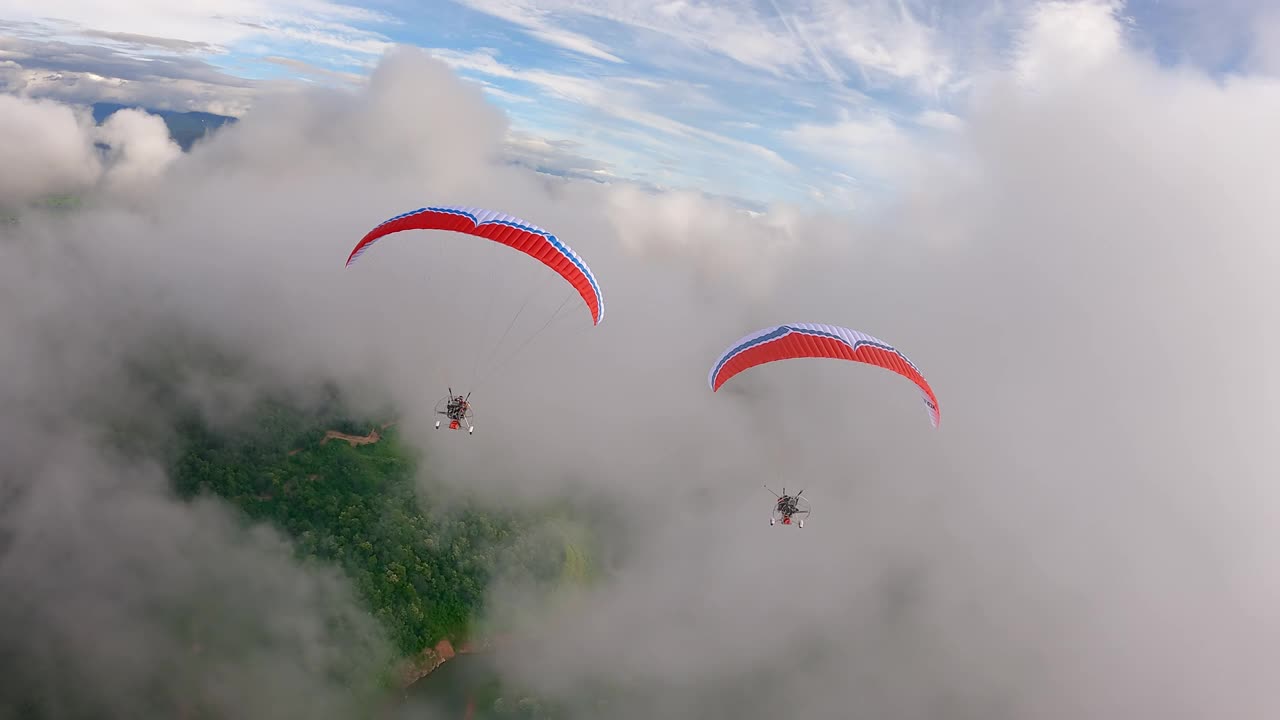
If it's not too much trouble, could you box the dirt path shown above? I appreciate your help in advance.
[292,421,398,454]
[400,638,457,687]
[400,634,508,689]
[320,428,380,446]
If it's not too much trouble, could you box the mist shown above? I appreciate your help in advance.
[3,1,1280,717]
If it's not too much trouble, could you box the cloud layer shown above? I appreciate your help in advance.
[3,6,1280,716]
[0,94,182,205]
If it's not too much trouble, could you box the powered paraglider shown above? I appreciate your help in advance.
[709,323,940,427]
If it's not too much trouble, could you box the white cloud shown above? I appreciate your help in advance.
[915,109,964,130]
[428,47,797,173]
[449,0,972,96]
[447,0,624,63]
[93,106,183,189]
[604,183,800,295]
[1013,0,1129,87]
[1,67,260,116]
[767,0,842,82]
[781,109,922,185]
[0,95,182,206]
[0,0,396,57]
[0,94,100,203]
[262,55,365,86]
[76,29,219,53]
[626,0,808,75]
[0,0,1036,206]
[804,0,956,94]
[0,36,271,115]
[778,1,1145,194]
[478,82,533,104]
[503,129,617,180]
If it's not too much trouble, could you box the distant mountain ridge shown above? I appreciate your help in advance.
[91,102,237,151]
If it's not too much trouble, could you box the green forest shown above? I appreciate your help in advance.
[167,394,593,711]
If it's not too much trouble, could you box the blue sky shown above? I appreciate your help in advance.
[1,0,1276,207]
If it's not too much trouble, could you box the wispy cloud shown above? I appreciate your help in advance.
[447,0,624,63]
[0,0,1031,205]
[261,55,364,85]
[767,0,843,83]
[77,29,218,53]
[446,0,969,96]
[428,47,797,172]
[4,0,1277,209]
[504,129,619,181]
[0,35,268,115]
[422,0,1018,205]
[0,0,397,59]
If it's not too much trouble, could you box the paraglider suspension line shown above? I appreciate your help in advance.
[469,273,499,384]
[473,289,575,391]
[474,291,534,382]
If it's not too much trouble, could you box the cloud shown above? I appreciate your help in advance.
[78,28,218,53]
[446,0,624,63]
[0,0,396,56]
[1013,0,1129,86]
[92,106,183,189]
[0,0,396,118]
[4,24,1280,720]
[0,94,100,204]
[426,1,1020,203]
[262,54,366,85]
[0,35,251,86]
[779,104,969,195]
[0,95,185,206]
[503,129,617,181]
[797,0,957,94]
[0,35,270,115]
[781,110,918,183]
[602,183,801,296]
[447,0,978,96]
[428,47,796,172]
[0,1,1018,206]
[915,108,964,130]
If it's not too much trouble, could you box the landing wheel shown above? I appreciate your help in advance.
[770,518,775,526]
[791,497,812,529]
[468,426,474,435]
[435,421,441,429]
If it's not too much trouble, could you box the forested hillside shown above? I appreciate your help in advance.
[168,396,589,684]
